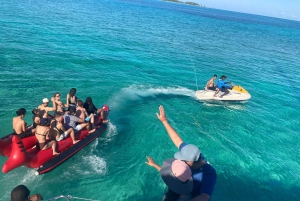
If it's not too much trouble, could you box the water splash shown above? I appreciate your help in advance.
[108,85,195,108]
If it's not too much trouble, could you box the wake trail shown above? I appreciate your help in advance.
[108,85,196,108]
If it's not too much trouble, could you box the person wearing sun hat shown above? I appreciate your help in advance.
[146,156,193,201]
[156,105,217,201]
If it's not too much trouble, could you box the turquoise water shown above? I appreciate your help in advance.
[1,0,300,200]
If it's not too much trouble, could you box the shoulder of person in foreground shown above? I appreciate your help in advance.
[191,164,216,201]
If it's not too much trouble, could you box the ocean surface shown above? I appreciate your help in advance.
[1,0,300,200]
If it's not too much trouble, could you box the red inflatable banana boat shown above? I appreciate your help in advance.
[1,105,109,175]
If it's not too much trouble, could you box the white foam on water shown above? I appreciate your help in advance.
[82,154,107,175]
[90,137,99,150]
[108,85,195,108]
[0,169,43,201]
[105,122,117,138]
[203,101,246,110]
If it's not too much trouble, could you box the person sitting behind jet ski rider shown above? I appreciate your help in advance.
[213,75,232,98]
[38,97,56,126]
[12,108,35,139]
[206,74,217,90]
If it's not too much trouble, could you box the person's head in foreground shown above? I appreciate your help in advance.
[174,144,202,167]
[11,185,43,201]
[160,158,193,195]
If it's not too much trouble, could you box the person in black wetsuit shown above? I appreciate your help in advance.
[83,97,109,123]
[66,88,77,110]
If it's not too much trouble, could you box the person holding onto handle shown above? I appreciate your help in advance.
[213,75,232,98]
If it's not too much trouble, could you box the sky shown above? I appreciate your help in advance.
[189,0,300,21]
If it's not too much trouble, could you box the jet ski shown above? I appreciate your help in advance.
[195,85,251,101]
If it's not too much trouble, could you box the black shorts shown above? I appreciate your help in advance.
[221,87,229,92]
[208,86,216,90]
[18,130,32,139]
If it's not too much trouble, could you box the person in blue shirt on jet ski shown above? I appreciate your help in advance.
[213,75,232,98]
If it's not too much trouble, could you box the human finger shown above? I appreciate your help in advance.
[156,113,160,119]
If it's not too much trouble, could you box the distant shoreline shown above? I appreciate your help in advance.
[163,0,205,7]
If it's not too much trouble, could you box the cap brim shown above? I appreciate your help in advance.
[160,158,193,194]
[174,151,184,160]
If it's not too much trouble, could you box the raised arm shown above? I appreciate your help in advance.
[156,105,183,149]
[45,97,57,112]
[66,94,70,108]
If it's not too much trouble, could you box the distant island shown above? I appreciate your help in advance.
[163,0,205,7]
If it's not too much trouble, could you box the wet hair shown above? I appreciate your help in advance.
[69,88,76,96]
[84,97,96,112]
[69,107,76,114]
[11,185,30,201]
[38,110,46,119]
[16,108,26,116]
[31,108,40,115]
[77,100,83,107]
[220,75,227,79]
[55,112,63,118]
[53,92,60,98]
[213,74,217,77]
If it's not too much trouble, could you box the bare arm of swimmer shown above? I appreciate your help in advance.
[45,97,57,112]
[156,105,183,149]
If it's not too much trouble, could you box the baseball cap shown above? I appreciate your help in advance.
[160,158,193,194]
[174,144,201,162]
[102,105,109,112]
[42,98,49,103]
